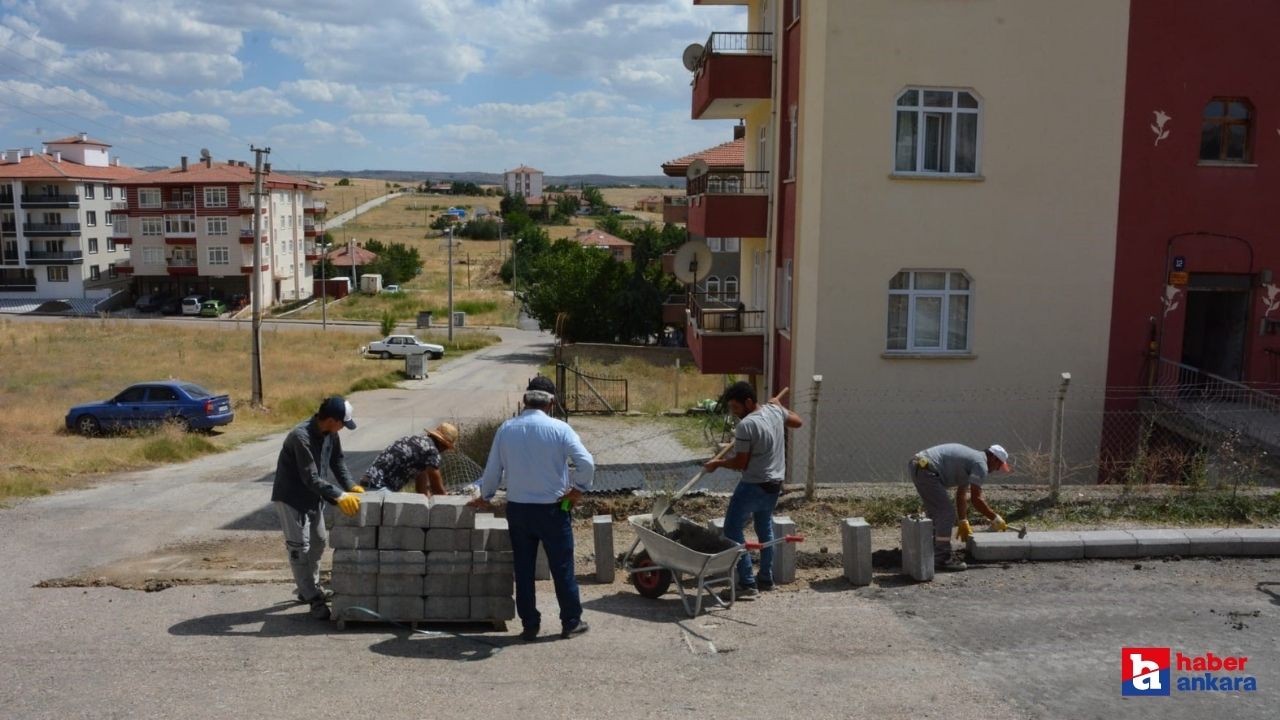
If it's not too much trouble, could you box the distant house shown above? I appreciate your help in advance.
[325,244,379,269]
[503,165,543,198]
[574,228,632,262]
[658,136,747,304]
[635,195,662,213]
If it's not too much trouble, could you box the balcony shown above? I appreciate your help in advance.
[166,257,198,276]
[0,278,36,291]
[110,201,128,211]
[691,32,772,120]
[304,200,327,214]
[662,195,689,224]
[23,222,81,236]
[1,221,14,235]
[20,194,80,208]
[687,171,769,238]
[110,225,131,241]
[685,292,765,375]
[662,293,687,325]
[240,263,269,275]
[304,242,321,260]
[26,250,84,264]
[164,200,194,210]
[114,263,134,274]
[304,221,321,237]
[0,195,13,207]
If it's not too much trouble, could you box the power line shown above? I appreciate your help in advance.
[0,94,174,166]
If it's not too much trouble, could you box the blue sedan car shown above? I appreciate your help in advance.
[65,381,234,436]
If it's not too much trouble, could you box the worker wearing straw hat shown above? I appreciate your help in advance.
[361,422,461,495]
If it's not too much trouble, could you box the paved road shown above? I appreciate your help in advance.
[322,191,400,231]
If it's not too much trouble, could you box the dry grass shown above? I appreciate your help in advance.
[599,187,669,224]
[0,318,496,499]
[542,356,732,415]
[310,176,401,217]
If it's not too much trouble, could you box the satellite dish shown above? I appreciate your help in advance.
[681,43,705,72]
[199,148,211,160]
[686,159,709,180]
[673,240,713,285]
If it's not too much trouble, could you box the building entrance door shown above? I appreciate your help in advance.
[1180,274,1250,381]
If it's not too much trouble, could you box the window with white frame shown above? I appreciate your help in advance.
[104,186,113,200]
[206,217,228,236]
[138,188,161,208]
[894,88,980,175]
[777,259,792,332]
[107,237,116,252]
[725,276,739,303]
[83,183,95,199]
[706,237,722,252]
[90,265,100,281]
[208,246,230,265]
[141,218,163,236]
[203,186,228,208]
[142,247,163,265]
[724,238,740,253]
[47,266,68,282]
[887,270,971,352]
[107,263,116,278]
[706,275,720,299]
[112,215,128,235]
[165,215,195,234]
[88,237,98,254]
[86,210,97,227]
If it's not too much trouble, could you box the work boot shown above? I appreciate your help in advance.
[560,620,589,639]
[720,584,759,602]
[519,626,540,642]
[935,551,967,572]
[297,587,334,604]
[309,597,331,621]
[757,579,776,591]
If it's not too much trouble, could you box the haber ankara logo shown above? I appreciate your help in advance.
[1122,647,1170,696]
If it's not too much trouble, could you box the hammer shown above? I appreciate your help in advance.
[1013,524,1028,539]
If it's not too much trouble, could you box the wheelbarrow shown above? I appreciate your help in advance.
[622,513,804,617]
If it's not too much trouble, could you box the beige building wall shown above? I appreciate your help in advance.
[736,0,772,313]
[790,0,1130,482]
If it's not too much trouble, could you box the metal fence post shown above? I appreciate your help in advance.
[1048,372,1072,502]
[805,374,823,501]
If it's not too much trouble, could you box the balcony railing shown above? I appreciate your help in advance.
[111,201,128,211]
[1,222,14,233]
[23,222,81,234]
[688,171,769,196]
[239,227,257,238]
[166,257,197,267]
[696,31,774,68]
[164,201,195,210]
[663,195,689,207]
[0,279,36,290]
[0,195,14,205]
[20,194,80,206]
[688,292,764,333]
[306,200,327,212]
[26,250,84,262]
[111,224,129,237]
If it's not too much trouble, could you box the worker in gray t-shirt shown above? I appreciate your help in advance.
[704,381,802,596]
[909,443,1013,572]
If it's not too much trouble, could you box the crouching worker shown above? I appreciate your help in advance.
[361,423,460,495]
[909,443,1012,572]
[272,396,362,620]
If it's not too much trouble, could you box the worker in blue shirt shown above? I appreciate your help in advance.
[472,376,595,642]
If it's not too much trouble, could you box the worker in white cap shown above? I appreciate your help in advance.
[908,443,1013,572]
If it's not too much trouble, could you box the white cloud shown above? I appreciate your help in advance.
[279,80,447,112]
[5,0,240,53]
[348,113,431,132]
[59,49,243,86]
[0,79,110,115]
[267,119,368,148]
[122,111,231,134]
[190,88,300,117]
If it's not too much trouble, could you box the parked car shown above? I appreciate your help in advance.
[65,381,234,436]
[134,293,171,313]
[366,334,445,360]
[159,296,183,315]
[199,299,227,317]
[181,295,207,316]
[383,285,402,294]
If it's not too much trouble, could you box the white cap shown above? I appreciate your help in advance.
[987,444,1011,471]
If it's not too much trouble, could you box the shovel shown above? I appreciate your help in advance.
[652,387,789,534]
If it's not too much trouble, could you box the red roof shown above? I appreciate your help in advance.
[575,229,633,248]
[661,138,745,177]
[124,160,322,190]
[325,245,380,266]
[46,134,112,147]
[506,165,542,174]
[0,152,143,181]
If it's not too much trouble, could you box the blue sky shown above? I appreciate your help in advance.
[0,0,744,176]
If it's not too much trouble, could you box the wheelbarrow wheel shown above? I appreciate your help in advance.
[630,551,673,599]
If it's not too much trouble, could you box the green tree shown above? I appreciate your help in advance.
[522,240,630,342]
[500,194,528,217]
[554,194,580,218]
[595,214,625,236]
[363,240,423,285]
[335,178,352,187]
[581,186,606,213]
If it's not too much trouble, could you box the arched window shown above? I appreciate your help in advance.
[706,275,720,300]
[724,276,739,303]
[1200,98,1252,162]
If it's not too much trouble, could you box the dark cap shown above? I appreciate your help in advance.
[526,375,557,395]
[318,396,356,429]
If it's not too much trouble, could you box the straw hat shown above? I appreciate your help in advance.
[426,422,459,450]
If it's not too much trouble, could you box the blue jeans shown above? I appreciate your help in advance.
[506,501,582,631]
[724,482,779,587]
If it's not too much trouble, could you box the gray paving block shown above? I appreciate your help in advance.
[1219,528,1280,556]
[381,492,431,528]
[966,533,1030,563]
[426,596,470,620]
[377,574,425,596]
[424,573,471,596]
[333,492,382,527]
[330,525,378,550]
[469,573,513,596]
[472,514,513,551]
[426,551,472,574]
[1026,531,1085,561]
[593,515,615,583]
[332,595,378,620]
[773,515,797,584]
[1182,529,1244,556]
[473,562,515,577]
[706,517,725,534]
[379,550,427,575]
[429,496,476,529]
[902,516,936,581]
[1128,529,1191,557]
[378,595,424,621]
[425,528,471,552]
[378,527,425,551]
[470,596,515,621]
[1080,530,1142,559]
[472,551,515,565]
[841,517,872,587]
[331,572,377,596]
[332,549,380,575]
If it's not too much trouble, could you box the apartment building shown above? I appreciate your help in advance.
[661,136,745,306]
[116,155,325,307]
[684,0,1130,480]
[503,165,544,199]
[0,134,142,309]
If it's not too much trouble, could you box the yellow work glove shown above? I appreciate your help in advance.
[991,514,1008,532]
[336,493,361,517]
[956,520,974,541]
[916,456,929,469]
[350,485,365,493]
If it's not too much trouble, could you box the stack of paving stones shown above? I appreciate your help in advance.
[328,493,515,624]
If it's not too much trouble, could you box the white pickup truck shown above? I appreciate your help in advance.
[365,334,445,360]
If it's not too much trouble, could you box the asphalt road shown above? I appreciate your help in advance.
[0,322,1276,718]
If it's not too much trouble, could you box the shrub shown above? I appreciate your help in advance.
[380,311,397,336]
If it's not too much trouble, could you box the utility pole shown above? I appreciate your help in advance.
[249,145,269,407]
[348,237,356,289]
[447,225,455,342]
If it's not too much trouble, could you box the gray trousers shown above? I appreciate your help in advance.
[275,501,328,602]
[909,460,955,552]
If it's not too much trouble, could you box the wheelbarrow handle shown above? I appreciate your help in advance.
[744,535,805,551]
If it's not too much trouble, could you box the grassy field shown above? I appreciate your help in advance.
[541,356,733,415]
[310,176,401,217]
[0,318,499,500]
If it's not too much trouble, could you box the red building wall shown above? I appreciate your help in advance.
[1106,0,1280,403]
[772,0,802,400]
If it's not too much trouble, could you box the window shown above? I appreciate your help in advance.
[777,259,792,332]
[86,211,97,227]
[47,266,68,282]
[112,216,128,236]
[206,217,228,236]
[203,186,228,208]
[895,88,980,175]
[165,215,195,234]
[758,125,770,173]
[89,265,100,281]
[147,387,179,402]
[706,275,721,299]
[107,237,116,252]
[83,183,95,199]
[724,238,740,253]
[208,246,230,265]
[706,237,723,252]
[88,238,98,254]
[116,386,147,403]
[1200,98,1252,163]
[142,247,163,265]
[138,188,161,208]
[141,218,162,236]
[104,186,113,200]
[788,105,799,179]
[725,276,739,303]
[887,270,971,352]
[107,263,117,279]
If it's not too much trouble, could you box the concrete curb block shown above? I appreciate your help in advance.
[1026,532,1083,561]
[969,528,1280,563]
[841,517,872,587]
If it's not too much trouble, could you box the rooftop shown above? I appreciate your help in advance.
[46,134,112,147]
[661,138,745,177]
[0,152,143,182]
[506,165,543,174]
[575,229,633,249]
[125,159,323,189]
